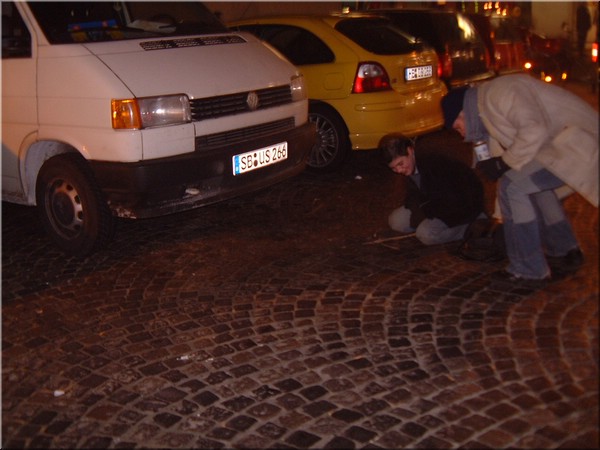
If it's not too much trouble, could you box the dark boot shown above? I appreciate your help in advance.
[547,248,584,278]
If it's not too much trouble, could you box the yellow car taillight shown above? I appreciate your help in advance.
[352,63,391,94]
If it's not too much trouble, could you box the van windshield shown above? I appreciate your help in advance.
[28,1,228,44]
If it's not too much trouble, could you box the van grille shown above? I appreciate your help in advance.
[195,118,295,151]
[190,85,293,121]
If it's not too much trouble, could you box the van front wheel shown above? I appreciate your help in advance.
[36,154,114,256]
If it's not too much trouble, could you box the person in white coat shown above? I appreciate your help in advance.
[442,74,598,285]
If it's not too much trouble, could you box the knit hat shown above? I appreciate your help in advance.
[441,85,469,129]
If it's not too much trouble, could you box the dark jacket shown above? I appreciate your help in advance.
[404,153,484,228]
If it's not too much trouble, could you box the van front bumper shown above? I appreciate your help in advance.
[90,122,316,219]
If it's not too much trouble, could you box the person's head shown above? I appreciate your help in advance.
[379,134,416,176]
[442,85,486,142]
[441,85,469,137]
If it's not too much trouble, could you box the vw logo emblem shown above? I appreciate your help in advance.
[246,91,259,111]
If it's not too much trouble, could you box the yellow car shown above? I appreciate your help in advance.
[230,13,447,171]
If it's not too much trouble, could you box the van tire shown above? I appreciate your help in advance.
[308,103,350,172]
[36,154,115,256]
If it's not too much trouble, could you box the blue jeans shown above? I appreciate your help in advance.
[388,206,471,245]
[498,160,579,279]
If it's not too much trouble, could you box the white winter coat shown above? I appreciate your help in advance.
[477,74,599,207]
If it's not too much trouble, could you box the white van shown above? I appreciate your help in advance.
[2,1,315,255]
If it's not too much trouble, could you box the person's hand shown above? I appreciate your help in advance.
[476,157,510,181]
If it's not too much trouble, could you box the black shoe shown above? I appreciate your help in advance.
[491,270,550,288]
[547,248,584,277]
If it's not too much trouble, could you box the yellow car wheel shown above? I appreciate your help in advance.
[308,103,350,172]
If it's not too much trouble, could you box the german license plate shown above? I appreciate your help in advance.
[232,142,288,175]
[405,65,433,81]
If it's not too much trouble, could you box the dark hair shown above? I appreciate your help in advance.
[378,134,412,164]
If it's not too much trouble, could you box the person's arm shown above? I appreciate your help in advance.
[403,181,427,228]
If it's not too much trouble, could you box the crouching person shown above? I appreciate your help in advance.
[442,74,599,285]
[379,134,485,246]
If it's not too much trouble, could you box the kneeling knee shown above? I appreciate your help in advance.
[388,210,412,233]
[415,227,438,246]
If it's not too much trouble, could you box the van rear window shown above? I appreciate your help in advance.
[28,1,228,44]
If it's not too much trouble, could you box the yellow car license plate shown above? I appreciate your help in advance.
[405,65,433,81]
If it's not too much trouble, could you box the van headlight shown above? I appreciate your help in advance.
[290,74,306,102]
[112,94,191,129]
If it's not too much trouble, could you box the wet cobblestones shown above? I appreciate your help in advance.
[2,88,599,448]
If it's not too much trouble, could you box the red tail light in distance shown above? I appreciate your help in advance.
[438,50,453,79]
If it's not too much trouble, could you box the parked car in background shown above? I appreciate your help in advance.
[522,27,597,86]
[229,13,447,171]
[467,13,526,75]
[376,8,495,88]
[2,1,315,255]
[523,31,570,84]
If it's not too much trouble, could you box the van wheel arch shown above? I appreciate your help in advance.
[24,141,78,205]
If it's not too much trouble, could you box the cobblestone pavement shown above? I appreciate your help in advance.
[2,83,598,449]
